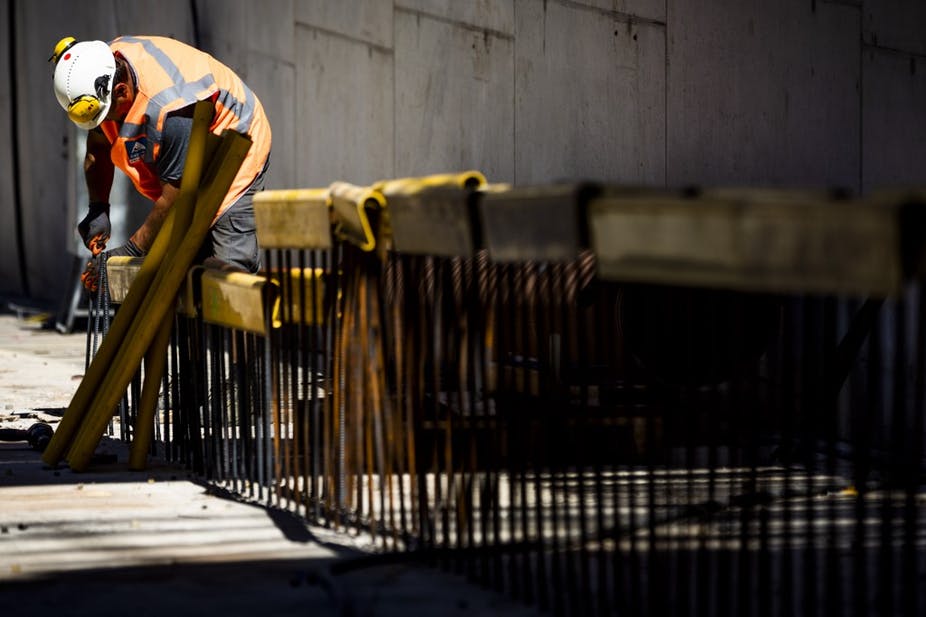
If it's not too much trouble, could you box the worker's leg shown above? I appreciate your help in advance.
[199,166,267,273]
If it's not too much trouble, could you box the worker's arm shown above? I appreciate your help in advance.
[78,128,115,254]
[84,128,114,202]
[128,181,180,252]
[79,180,179,291]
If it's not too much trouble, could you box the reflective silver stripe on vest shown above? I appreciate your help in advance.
[144,74,219,152]
[216,81,256,135]
[114,36,186,86]
[118,121,146,140]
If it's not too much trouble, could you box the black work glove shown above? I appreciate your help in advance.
[105,239,146,259]
[81,239,145,292]
[77,201,111,256]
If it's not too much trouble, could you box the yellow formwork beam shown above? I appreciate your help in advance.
[328,181,386,252]
[200,270,278,336]
[42,100,216,467]
[268,268,326,326]
[254,188,332,249]
[588,190,908,297]
[372,170,486,196]
[64,129,252,472]
[197,267,327,334]
[105,256,145,303]
[326,172,487,254]
[373,171,488,258]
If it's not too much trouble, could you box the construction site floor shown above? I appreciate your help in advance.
[0,311,540,617]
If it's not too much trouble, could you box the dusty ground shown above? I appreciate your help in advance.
[0,313,85,420]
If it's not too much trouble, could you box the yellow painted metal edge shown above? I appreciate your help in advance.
[266,267,326,326]
[179,266,204,317]
[329,181,385,251]
[373,170,486,196]
[201,270,279,336]
[105,256,145,304]
[254,188,333,249]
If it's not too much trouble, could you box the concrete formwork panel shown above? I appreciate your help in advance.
[244,0,295,64]
[295,0,393,49]
[864,0,926,56]
[174,3,295,189]
[393,8,515,182]
[194,0,248,77]
[248,54,296,190]
[667,1,861,190]
[396,0,515,34]
[240,2,295,190]
[566,0,666,22]
[16,0,119,301]
[862,47,926,191]
[110,0,195,43]
[514,0,666,185]
[294,25,394,187]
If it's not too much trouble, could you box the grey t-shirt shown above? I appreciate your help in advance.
[155,109,194,184]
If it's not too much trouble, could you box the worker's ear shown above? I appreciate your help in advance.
[113,81,131,101]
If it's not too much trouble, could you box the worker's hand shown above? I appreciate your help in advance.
[77,202,111,256]
[80,240,145,292]
[105,239,146,260]
[80,254,103,292]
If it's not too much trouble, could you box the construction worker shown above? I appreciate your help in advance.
[49,35,272,289]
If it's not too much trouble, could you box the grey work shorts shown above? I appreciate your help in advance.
[197,165,267,274]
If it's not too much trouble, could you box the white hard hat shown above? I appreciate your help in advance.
[50,38,117,130]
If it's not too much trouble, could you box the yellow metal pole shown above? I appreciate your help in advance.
[128,319,171,470]
[128,106,215,471]
[42,100,214,467]
[66,130,252,471]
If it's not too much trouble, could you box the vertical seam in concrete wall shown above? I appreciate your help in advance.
[190,0,202,49]
[7,0,28,297]
[513,0,518,184]
[858,1,864,193]
[664,0,668,188]
[392,2,397,180]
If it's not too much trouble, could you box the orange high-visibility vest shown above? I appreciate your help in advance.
[99,35,271,221]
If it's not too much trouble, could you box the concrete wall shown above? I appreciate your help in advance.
[0,0,923,303]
